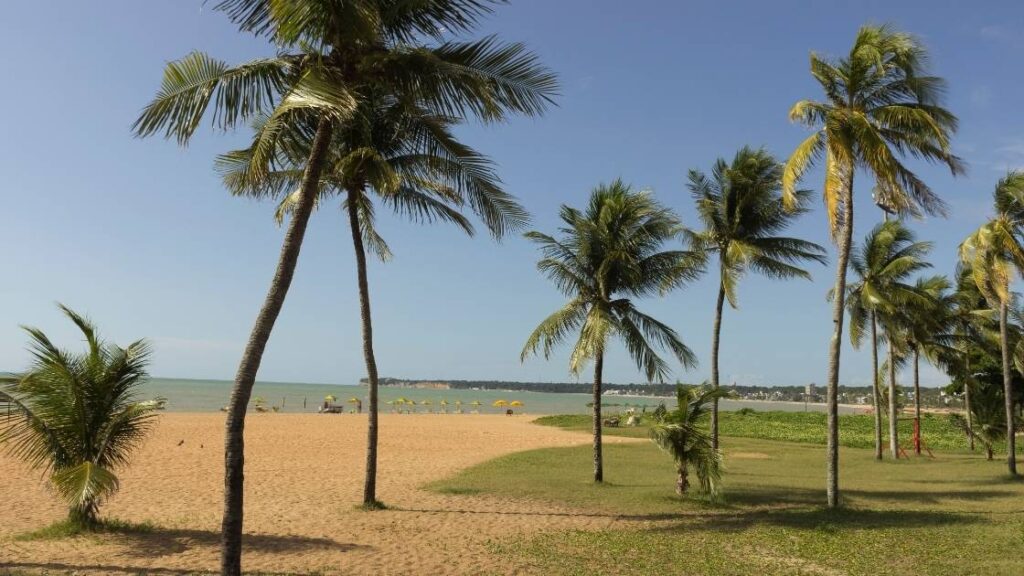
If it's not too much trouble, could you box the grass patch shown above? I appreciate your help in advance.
[14,517,156,541]
[357,499,388,511]
[431,436,1024,576]
[534,410,979,451]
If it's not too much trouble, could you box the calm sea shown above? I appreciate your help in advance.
[140,377,855,415]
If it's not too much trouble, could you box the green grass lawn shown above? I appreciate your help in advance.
[534,410,979,452]
[430,425,1024,576]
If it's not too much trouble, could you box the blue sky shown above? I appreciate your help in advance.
[2,1,1023,387]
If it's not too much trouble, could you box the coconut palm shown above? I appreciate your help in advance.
[941,266,995,450]
[521,181,704,482]
[783,24,964,506]
[842,220,933,458]
[686,147,826,449]
[950,382,1015,461]
[649,384,732,497]
[223,90,552,509]
[135,2,555,566]
[899,275,955,455]
[960,172,1024,476]
[0,306,162,528]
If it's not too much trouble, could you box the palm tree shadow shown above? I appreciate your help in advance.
[647,507,979,535]
[844,488,1017,505]
[118,527,370,558]
[3,527,370,575]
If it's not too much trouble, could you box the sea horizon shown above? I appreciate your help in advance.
[140,376,861,415]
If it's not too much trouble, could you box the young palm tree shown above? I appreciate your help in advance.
[649,384,731,497]
[0,306,162,528]
[842,221,932,459]
[521,181,703,482]
[686,147,826,449]
[134,2,556,571]
[783,24,964,506]
[220,90,538,509]
[960,172,1024,476]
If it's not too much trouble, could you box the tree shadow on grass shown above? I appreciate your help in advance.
[646,507,979,535]
[843,488,1017,505]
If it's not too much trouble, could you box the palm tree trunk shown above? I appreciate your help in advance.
[676,465,688,496]
[825,173,854,508]
[964,350,974,451]
[999,301,1017,475]
[346,188,382,507]
[913,348,921,456]
[871,311,883,460]
[221,117,334,576]
[710,283,726,451]
[888,342,899,459]
[593,349,604,483]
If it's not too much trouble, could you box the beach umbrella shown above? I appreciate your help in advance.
[493,399,509,408]
[440,399,449,413]
[325,394,337,404]
[510,401,523,407]
[347,396,362,413]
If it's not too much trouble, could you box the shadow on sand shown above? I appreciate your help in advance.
[3,527,370,575]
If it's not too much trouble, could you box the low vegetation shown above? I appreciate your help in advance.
[534,410,979,452]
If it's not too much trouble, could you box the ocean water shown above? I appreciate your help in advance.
[140,377,856,415]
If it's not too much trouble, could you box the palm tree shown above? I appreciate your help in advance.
[521,181,703,482]
[134,2,555,569]
[686,147,826,449]
[842,221,932,459]
[783,24,964,506]
[950,382,1014,461]
[222,91,549,509]
[0,305,162,528]
[943,266,994,450]
[901,275,954,455]
[960,172,1024,476]
[649,384,731,497]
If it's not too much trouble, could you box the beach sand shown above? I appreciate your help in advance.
[0,413,639,575]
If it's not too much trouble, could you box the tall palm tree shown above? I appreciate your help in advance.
[686,147,826,449]
[649,384,731,497]
[960,172,1024,476]
[944,266,993,450]
[221,90,536,508]
[134,2,556,572]
[521,181,703,482]
[901,275,954,455]
[0,305,162,528]
[783,24,964,506]
[842,220,932,459]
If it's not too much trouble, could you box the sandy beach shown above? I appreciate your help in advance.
[0,413,639,575]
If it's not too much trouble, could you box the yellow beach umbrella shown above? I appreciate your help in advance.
[492,399,508,408]
[510,400,523,407]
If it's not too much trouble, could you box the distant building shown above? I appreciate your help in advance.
[805,383,817,397]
